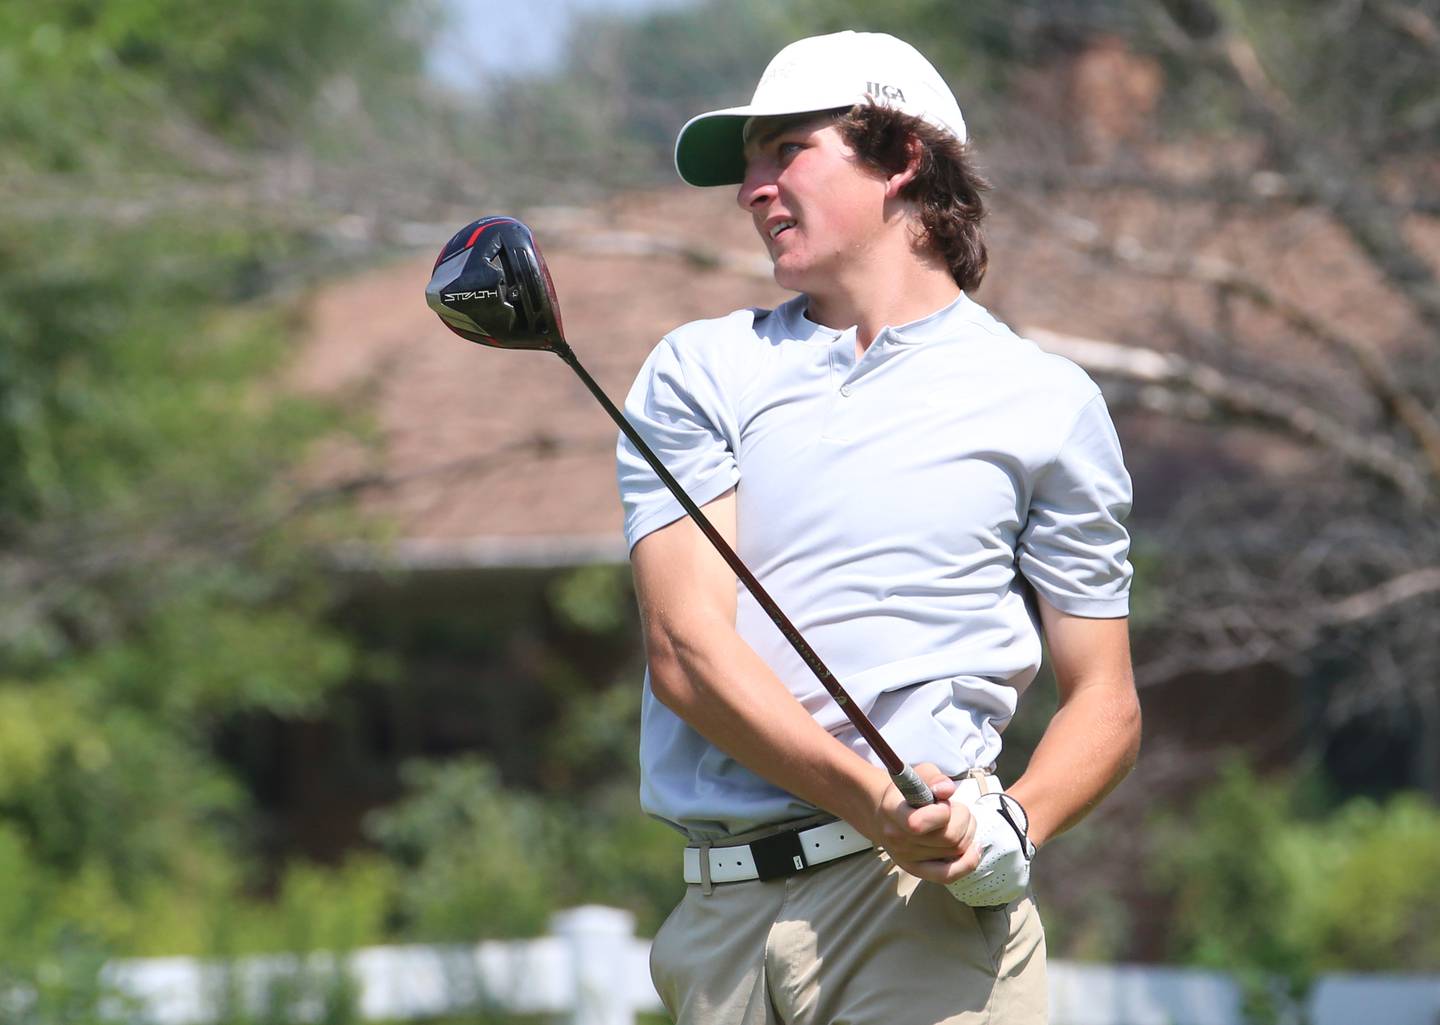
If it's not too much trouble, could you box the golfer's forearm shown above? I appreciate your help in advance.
[648,626,888,828]
[1005,683,1140,848]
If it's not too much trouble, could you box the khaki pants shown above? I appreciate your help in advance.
[649,848,1047,1025]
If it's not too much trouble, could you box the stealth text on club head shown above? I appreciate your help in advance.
[425,215,565,351]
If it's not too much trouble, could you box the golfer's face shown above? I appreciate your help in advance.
[737,113,889,293]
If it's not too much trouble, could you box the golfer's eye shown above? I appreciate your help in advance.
[777,142,802,160]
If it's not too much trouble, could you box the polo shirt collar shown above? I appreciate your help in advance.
[780,291,978,346]
[886,291,976,345]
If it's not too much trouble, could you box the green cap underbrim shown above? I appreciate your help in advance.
[674,114,751,188]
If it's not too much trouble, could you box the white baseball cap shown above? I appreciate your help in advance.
[674,31,967,187]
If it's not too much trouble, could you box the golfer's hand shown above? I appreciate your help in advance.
[943,792,1036,907]
[864,763,981,885]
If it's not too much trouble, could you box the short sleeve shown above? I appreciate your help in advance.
[1017,393,1133,617]
[617,337,741,550]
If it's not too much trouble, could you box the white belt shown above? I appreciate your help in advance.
[683,818,873,885]
[683,772,997,886]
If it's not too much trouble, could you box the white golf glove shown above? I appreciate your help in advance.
[945,792,1036,908]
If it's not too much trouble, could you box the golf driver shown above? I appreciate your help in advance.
[426,215,936,809]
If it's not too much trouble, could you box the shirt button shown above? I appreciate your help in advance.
[839,385,852,397]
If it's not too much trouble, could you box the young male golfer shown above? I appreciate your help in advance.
[617,30,1140,1025]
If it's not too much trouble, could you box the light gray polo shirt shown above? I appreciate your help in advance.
[617,292,1132,839]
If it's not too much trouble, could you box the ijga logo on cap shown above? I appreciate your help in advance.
[866,81,906,102]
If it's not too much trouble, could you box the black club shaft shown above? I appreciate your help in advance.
[552,342,935,808]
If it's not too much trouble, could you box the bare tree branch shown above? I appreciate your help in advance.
[1028,328,1432,502]
[1004,166,1440,217]
[1217,24,1296,119]
[1320,565,1440,623]
[1014,197,1440,490]
[1154,0,1440,338]
[1135,633,1286,689]
[1375,0,1440,52]
[1136,561,1440,687]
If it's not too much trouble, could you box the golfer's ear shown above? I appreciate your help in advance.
[885,136,924,197]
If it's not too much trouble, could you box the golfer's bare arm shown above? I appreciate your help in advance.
[1005,599,1141,848]
[631,489,976,876]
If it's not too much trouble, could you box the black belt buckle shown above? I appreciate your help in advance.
[750,827,808,881]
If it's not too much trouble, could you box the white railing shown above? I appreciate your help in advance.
[101,906,653,1025]
[99,904,1440,1025]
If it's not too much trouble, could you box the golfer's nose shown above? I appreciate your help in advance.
[736,160,778,212]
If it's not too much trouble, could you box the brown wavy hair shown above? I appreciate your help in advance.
[834,103,990,292]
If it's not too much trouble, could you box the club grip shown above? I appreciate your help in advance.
[892,765,935,807]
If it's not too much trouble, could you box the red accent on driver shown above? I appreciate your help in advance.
[435,218,507,271]
[466,217,521,249]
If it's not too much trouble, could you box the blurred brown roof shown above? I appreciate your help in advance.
[293,189,791,566]
[294,180,1431,567]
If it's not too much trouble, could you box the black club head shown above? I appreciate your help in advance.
[425,216,566,351]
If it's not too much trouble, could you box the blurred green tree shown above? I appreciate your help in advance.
[0,0,434,168]
[0,0,440,1011]
[1154,759,1440,1021]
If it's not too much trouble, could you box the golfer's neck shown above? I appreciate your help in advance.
[806,252,961,355]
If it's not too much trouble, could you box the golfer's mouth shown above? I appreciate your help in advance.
[763,216,797,243]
